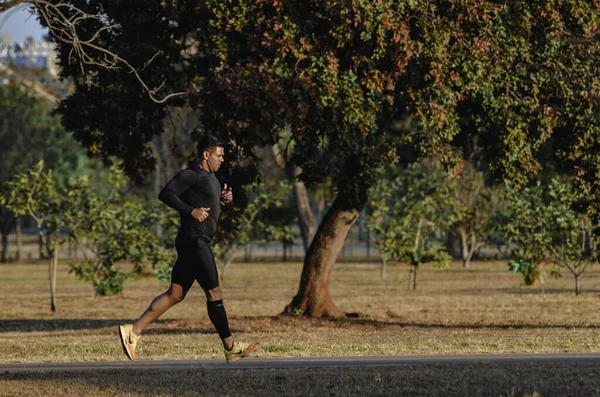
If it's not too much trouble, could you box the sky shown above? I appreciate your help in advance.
[0,5,48,43]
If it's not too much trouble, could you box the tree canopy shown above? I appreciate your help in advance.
[19,0,600,316]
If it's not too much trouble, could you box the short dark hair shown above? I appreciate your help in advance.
[196,134,225,157]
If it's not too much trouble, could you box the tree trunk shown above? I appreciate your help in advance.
[446,230,462,259]
[366,229,371,258]
[284,194,362,317]
[292,167,317,252]
[412,264,418,290]
[462,255,472,269]
[271,145,316,252]
[575,273,581,296]
[0,209,14,263]
[38,231,46,259]
[219,247,240,281]
[15,216,22,263]
[0,232,6,263]
[380,255,387,280]
[408,218,423,290]
[49,242,58,312]
[460,228,470,268]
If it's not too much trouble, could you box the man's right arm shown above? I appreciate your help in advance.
[158,170,195,216]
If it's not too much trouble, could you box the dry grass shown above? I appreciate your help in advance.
[2,259,600,396]
[2,260,600,363]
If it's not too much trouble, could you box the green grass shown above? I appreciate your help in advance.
[2,259,600,396]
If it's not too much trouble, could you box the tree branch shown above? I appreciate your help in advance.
[567,30,600,45]
[6,0,188,104]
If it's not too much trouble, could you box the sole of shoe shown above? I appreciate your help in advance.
[118,325,135,361]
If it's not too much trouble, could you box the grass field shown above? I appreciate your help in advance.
[1,259,600,396]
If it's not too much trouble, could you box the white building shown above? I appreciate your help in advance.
[0,36,59,77]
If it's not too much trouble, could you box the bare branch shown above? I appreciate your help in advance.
[4,0,187,103]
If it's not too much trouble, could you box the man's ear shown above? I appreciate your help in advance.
[203,151,210,160]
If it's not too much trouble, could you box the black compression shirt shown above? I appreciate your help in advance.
[158,163,222,240]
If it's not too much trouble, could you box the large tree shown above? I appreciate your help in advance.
[10,0,600,316]
[200,0,600,315]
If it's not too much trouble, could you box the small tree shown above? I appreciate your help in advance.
[494,182,554,286]
[495,179,597,294]
[366,167,394,279]
[444,165,505,268]
[213,181,294,280]
[71,165,160,295]
[4,161,93,311]
[368,161,451,289]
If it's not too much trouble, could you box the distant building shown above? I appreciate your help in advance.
[0,36,59,77]
[0,34,13,45]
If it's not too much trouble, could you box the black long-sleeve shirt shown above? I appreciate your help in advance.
[158,163,222,240]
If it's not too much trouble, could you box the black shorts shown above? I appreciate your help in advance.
[171,236,219,292]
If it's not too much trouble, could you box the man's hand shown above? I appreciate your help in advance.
[191,207,211,222]
[221,183,233,204]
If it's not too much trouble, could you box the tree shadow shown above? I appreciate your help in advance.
[499,288,600,295]
[0,319,172,333]
[2,314,598,334]
[0,319,249,335]
[262,313,600,331]
[326,315,600,330]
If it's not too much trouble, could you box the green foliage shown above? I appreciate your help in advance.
[213,181,296,278]
[3,161,100,309]
[70,165,161,295]
[495,181,556,285]
[367,161,451,288]
[443,165,505,267]
[0,83,107,190]
[3,160,94,248]
[38,1,600,217]
[507,259,542,287]
[496,179,597,291]
[0,82,110,253]
[291,308,305,319]
[4,161,58,223]
[70,260,127,296]
[145,204,180,283]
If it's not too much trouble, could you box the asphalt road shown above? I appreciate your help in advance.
[3,353,600,373]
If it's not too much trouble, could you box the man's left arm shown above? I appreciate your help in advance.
[221,183,233,204]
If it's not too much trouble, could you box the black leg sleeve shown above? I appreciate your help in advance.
[207,299,232,339]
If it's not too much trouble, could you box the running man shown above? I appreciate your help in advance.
[118,135,258,362]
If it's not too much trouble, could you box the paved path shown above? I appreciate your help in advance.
[3,353,600,373]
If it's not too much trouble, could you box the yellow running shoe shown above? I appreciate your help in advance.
[118,324,140,361]
[224,341,258,362]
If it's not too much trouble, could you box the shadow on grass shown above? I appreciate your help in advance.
[2,314,599,334]
[0,319,169,333]
[258,314,600,331]
[0,319,248,335]
[443,287,600,295]
[329,315,600,330]
[499,288,600,295]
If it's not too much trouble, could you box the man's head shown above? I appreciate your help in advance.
[197,135,225,173]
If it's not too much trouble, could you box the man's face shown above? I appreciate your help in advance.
[204,146,225,172]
